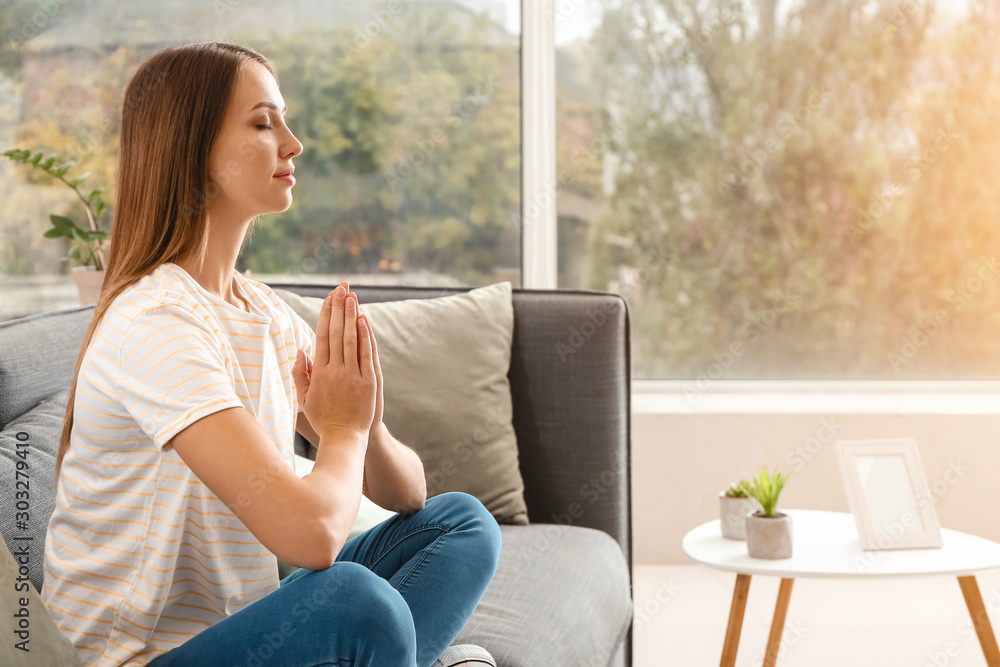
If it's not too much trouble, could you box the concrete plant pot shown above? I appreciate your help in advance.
[71,266,105,305]
[746,511,793,559]
[719,493,757,540]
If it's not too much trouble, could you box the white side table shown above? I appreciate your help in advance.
[682,509,1000,667]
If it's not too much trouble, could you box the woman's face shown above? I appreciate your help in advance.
[206,60,303,223]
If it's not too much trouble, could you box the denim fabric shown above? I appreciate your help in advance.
[147,492,501,667]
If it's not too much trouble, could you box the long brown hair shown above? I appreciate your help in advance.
[54,41,278,486]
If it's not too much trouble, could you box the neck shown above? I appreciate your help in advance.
[174,213,253,308]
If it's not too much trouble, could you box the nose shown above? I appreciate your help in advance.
[281,127,303,160]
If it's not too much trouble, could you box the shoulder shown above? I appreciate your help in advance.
[240,274,299,322]
[107,266,219,342]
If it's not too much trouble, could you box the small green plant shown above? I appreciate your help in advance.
[3,148,110,270]
[747,463,790,516]
[724,480,752,498]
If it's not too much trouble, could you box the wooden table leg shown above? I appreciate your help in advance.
[763,578,795,667]
[721,573,752,667]
[958,576,1000,667]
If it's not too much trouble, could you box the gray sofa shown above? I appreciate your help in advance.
[0,282,633,667]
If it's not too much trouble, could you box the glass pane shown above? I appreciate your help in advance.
[557,0,1000,379]
[0,0,521,321]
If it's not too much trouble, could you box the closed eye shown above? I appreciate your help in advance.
[257,125,273,130]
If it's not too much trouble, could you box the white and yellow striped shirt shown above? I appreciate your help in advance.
[41,262,315,666]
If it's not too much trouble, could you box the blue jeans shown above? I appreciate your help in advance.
[147,492,502,667]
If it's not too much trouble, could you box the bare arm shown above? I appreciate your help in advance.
[296,411,425,511]
[172,407,367,571]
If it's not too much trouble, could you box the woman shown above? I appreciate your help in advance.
[41,41,501,667]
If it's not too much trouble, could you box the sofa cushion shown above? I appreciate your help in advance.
[0,306,93,429]
[272,281,529,526]
[0,388,69,594]
[0,536,84,666]
[455,524,633,667]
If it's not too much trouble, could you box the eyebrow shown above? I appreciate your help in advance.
[250,101,287,114]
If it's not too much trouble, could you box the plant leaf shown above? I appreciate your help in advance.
[49,214,77,231]
[51,161,75,177]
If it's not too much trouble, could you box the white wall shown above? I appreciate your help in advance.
[632,390,1000,564]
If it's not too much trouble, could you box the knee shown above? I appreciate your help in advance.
[432,492,502,567]
[315,562,415,651]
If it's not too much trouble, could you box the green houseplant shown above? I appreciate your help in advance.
[719,480,759,540]
[4,148,110,304]
[745,464,793,559]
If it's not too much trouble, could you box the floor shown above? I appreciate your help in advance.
[633,564,1000,666]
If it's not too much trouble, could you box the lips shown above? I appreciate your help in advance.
[273,167,295,178]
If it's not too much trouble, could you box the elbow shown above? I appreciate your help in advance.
[280,516,346,571]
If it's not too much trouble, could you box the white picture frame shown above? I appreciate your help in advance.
[835,438,943,551]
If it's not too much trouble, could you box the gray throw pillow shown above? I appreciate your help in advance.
[0,389,69,595]
[272,282,529,525]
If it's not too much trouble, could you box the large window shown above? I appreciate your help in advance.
[0,0,520,319]
[556,0,1000,379]
[6,1,1000,382]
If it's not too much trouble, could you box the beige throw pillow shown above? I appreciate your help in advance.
[272,282,529,526]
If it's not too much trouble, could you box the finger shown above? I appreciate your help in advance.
[343,293,360,374]
[361,314,380,375]
[315,291,334,367]
[329,285,347,367]
[292,349,308,399]
[350,292,360,365]
[358,314,374,380]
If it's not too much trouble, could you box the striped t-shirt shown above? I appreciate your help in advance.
[41,262,316,667]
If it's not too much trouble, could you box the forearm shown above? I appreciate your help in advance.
[300,428,367,561]
[297,412,426,514]
[365,421,427,514]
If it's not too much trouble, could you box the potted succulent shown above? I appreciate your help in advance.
[719,480,759,540]
[745,464,793,559]
[3,148,110,305]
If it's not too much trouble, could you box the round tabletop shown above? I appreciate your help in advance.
[682,510,1000,578]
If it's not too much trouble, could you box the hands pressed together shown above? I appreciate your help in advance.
[291,280,384,446]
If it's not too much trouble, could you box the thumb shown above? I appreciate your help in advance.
[291,349,310,404]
